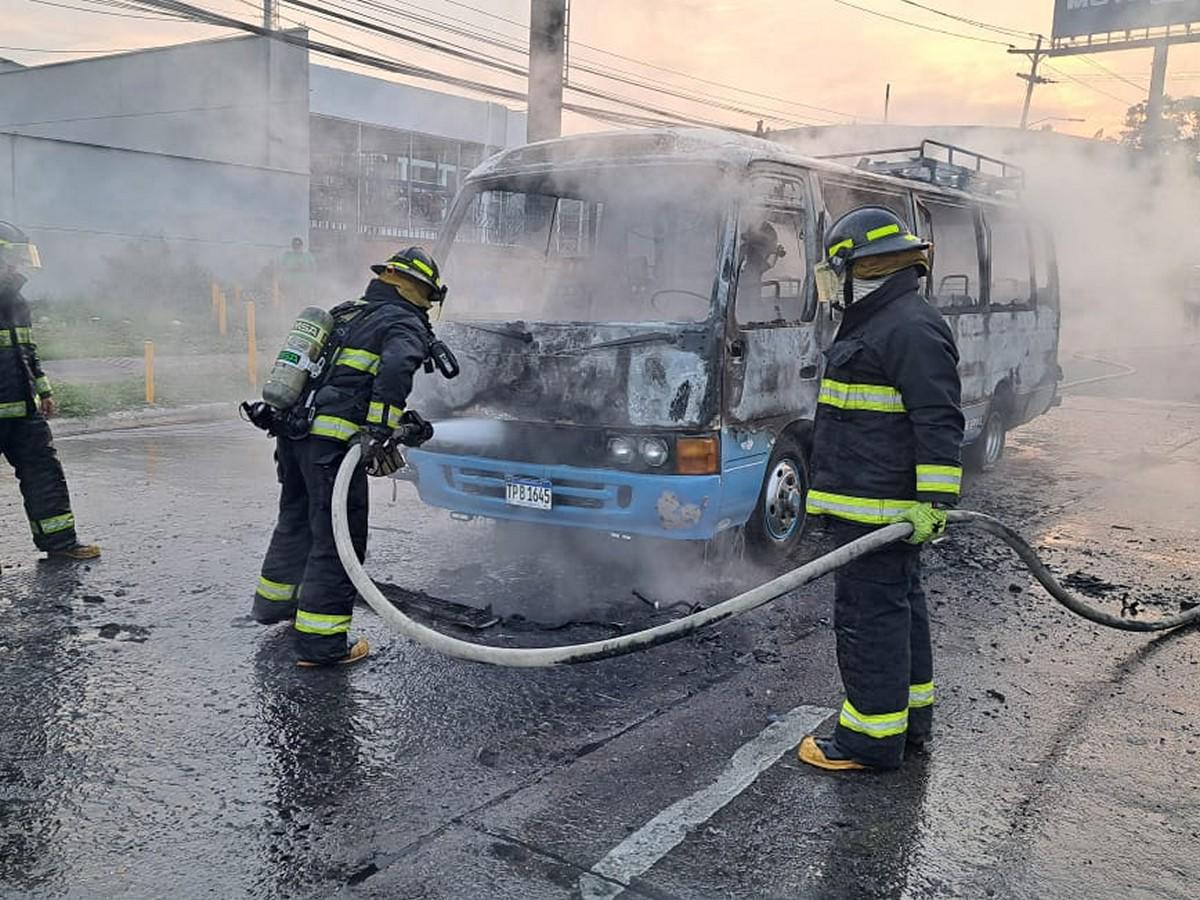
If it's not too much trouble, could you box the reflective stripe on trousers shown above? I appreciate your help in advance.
[839,699,909,739]
[295,610,351,635]
[32,512,75,536]
[256,576,297,603]
[909,681,935,709]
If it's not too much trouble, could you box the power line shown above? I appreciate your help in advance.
[124,0,755,132]
[27,0,188,20]
[829,0,1015,46]
[891,0,1038,40]
[0,43,138,53]
[1043,62,1139,106]
[1077,54,1148,93]
[288,0,823,125]
[318,0,858,122]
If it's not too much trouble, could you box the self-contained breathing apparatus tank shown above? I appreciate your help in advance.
[262,307,335,411]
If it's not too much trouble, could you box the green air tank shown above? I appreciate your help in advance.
[262,306,335,411]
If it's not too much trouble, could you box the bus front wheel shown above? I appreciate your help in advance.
[745,435,809,563]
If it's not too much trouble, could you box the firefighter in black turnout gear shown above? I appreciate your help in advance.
[250,248,444,667]
[799,207,964,771]
[0,222,100,561]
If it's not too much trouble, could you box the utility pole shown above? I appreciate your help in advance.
[1016,35,1054,129]
[262,0,278,30]
[527,0,568,142]
[1145,40,1170,151]
[884,83,891,124]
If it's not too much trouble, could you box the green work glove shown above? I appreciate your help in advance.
[892,503,948,545]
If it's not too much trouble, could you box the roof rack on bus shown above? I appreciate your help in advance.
[817,140,1024,197]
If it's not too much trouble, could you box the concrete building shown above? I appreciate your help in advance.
[0,33,525,295]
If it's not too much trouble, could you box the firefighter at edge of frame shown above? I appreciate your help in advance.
[250,247,444,668]
[0,221,101,565]
[799,206,965,772]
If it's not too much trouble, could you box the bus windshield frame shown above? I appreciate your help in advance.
[437,164,734,326]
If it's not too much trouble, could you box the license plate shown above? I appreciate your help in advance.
[505,478,553,510]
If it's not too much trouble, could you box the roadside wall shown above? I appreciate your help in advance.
[0,34,310,297]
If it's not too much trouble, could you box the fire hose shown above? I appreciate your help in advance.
[332,445,1200,668]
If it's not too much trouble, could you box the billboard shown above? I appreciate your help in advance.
[1053,0,1200,39]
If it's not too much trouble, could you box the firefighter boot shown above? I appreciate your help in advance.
[46,543,101,561]
[797,735,870,772]
[296,637,370,668]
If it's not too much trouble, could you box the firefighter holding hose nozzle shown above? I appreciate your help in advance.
[244,247,455,668]
[800,207,964,771]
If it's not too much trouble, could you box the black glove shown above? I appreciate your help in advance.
[241,401,278,436]
[395,410,435,447]
[359,426,404,477]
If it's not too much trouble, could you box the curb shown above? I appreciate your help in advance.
[51,402,238,437]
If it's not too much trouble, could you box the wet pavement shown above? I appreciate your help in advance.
[2,363,1200,898]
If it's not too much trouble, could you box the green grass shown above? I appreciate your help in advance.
[53,381,159,418]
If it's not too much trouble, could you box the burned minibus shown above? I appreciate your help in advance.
[403,130,1060,560]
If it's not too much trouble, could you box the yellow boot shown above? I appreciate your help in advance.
[797,736,870,772]
[296,638,370,668]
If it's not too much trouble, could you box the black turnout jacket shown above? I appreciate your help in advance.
[305,279,431,442]
[0,272,52,419]
[806,268,965,525]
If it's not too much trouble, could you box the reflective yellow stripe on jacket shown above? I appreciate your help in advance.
[34,376,52,396]
[367,402,403,429]
[335,347,381,375]
[805,490,917,525]
[0,400,28,418]
[915,464,962,496]
[818,379,906,413]
[310,415,360,442]
[0,327,33,346]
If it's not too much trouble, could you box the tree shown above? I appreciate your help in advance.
[1121,95,1200,159]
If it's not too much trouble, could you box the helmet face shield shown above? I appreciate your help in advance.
[0,241,41,270]
[814,260,845,307]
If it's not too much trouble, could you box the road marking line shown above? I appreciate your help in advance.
[578,704,834,900]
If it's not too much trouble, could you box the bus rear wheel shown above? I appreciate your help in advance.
[745,435,809,564]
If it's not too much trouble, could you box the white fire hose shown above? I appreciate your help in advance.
[332,445,1200,668]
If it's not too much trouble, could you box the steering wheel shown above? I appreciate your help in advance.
[650,289,710,310]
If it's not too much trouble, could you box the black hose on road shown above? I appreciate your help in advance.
[332,446,1199,668]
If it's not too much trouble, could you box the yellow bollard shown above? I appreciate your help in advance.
[271,272,281,311]
[218,288,227,336]
[245,301,258,389]
[211,281,220,317]
[144,340,156,405]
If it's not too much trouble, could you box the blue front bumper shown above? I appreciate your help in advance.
[405,449,726,541]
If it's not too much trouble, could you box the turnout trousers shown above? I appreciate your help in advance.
[828,521,934,769]
[0,416,79,552]
[252,436,368,663]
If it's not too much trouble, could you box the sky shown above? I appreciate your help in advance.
[4,0,1200,140]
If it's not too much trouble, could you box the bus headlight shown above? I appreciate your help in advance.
[639,438,669,467]
[608,436,637,465]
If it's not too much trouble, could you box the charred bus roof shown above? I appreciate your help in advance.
[466,128,1023,210]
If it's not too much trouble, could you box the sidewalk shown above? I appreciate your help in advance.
[50,402,235,437]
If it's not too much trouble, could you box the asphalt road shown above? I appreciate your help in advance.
[2,373,1199,898]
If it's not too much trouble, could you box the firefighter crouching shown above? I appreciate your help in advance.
[245,248,448,667]
[800,207,965,771]
[0,222,100,562]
